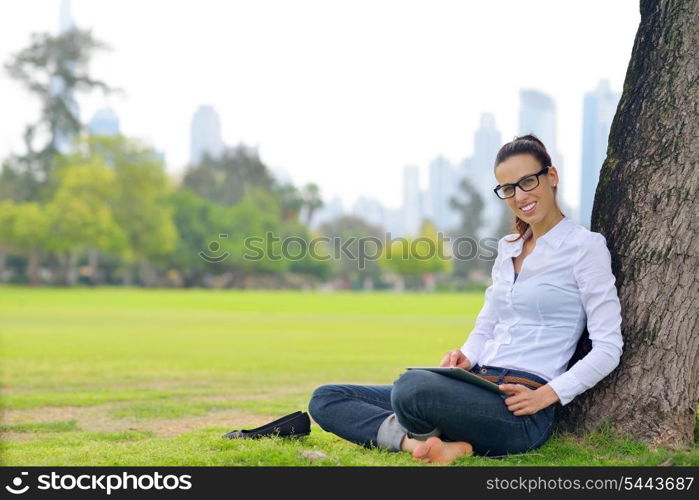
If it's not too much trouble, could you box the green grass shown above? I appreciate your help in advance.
[0,286,697,466]
[0,420,79,433]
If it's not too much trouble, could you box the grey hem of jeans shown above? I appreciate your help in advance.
[376,413,442,452]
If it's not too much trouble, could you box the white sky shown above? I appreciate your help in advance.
[0,0,640,209]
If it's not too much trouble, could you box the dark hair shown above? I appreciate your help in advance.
[494,133,563,242]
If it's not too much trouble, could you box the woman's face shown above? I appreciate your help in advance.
[494,153,559,226]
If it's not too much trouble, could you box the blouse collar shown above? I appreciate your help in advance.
[502,215,575,256]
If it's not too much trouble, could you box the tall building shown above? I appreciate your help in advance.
[309,195,345,230]
[451,157,470,233]
[189,105,225,165]
[471,113,503,238]
[518,90,576,220]
[53,0,79,153]
[472,113,501,186]
[88,107,120,136]
[428,156,458,231]
[402,165,421,236]
[455,157,472,184]
[518,90,564,178]
[580,79,621,228]
[418,189,430,231]
[382,208,405,237]
[351,196,385,230]
[59,0,75,32]
[351,197,405,237]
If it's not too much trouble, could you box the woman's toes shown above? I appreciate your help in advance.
[411,436,473,464]
[412,440,433,462]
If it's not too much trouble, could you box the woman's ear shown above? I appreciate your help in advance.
[548,166,559,187]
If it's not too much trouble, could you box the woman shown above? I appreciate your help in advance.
[307,134,624,464]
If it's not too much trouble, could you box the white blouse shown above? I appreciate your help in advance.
[460,215,624,406]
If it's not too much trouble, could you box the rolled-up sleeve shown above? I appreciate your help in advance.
[547,233,624,406]
[461,238,503,367]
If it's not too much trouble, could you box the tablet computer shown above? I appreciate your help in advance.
[406,367,504,395]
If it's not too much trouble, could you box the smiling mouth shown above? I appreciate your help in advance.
[520,201,537,215]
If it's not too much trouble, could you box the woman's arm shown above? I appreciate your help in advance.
[460,238,503,367]
[546,232,624,406]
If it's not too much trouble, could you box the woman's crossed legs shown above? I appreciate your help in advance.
[308,369,554,463]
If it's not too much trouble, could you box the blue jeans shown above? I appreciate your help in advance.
[308,364,556,457]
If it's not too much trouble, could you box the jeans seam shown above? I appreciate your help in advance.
[527,427,551,450]
[407,400,525,427]
[526,413,554,450]
[343,393,392,408]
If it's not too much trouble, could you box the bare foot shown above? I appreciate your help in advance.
[412,436,473,464]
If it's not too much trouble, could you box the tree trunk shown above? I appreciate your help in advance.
[122,265,133,287]
[554,0,698,448]
[55,250,78,286]
[138,259,157,287]
[27,247,41,285]
[87,248,101,285]
[0,248,5,282]
[180,270,199,288]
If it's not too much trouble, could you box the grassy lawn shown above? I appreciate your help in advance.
[1,286,696,466]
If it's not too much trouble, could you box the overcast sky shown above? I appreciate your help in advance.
[0,0,641,209]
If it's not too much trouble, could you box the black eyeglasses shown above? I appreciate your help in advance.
[493,166,550,199]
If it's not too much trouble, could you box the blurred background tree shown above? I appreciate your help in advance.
[43,158,127,285]
[0,201,49,285]
[69,135,178,285]
[3,28,113,200]
[318,215,384,290]
[0,27,464,290]
[300,183,323,226]
[380,219,451,290]
[448,177,485,288]
[181,145,276,207]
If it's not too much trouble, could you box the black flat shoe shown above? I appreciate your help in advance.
[222,411,311,439]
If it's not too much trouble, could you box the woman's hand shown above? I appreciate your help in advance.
[439,349,472,370]
[499,384,560,416]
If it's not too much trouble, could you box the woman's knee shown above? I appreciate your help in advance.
[307,384,342,424]
[390,370,434,413]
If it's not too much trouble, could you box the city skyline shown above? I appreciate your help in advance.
[85,86,612,238]
[5,0,621,239]
[580,79,621,228]
[105,81,620,239]
[189,104,225,166]
[312,80,617,238]
[1,0,640,212]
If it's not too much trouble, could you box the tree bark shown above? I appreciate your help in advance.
[122,265,133,287]
[27,247,41,286]
[138,260,150,287]
[554,0,698,448]
[0,248,5,282]
[55,250,78,286]
[87,248,101,285]
[138,259,157,287]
